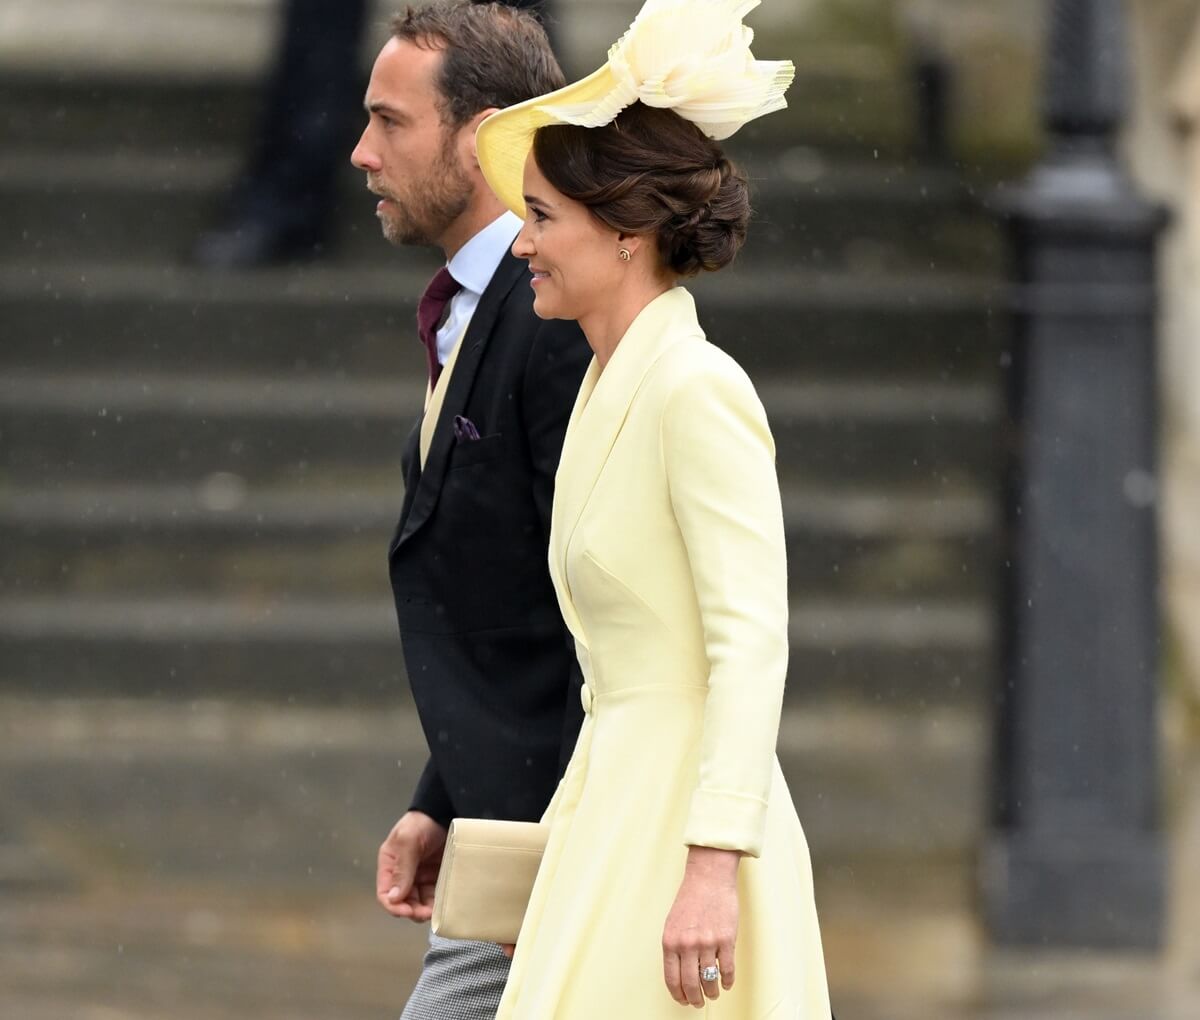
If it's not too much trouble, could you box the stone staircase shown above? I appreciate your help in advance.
[0,52,1006,714]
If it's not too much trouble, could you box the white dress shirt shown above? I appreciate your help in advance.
[437,211,524,365]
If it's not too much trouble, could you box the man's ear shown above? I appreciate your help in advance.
[466,107,501,164]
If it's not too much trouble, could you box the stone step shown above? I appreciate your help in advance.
[0,685,993,1019]
[0,261,1005,382]
[0,371,999,488]
[0,481,996,602]
[749,151,1004,274]
[0,54,916,155]
[0,74,263,151]
[0,149,1003,273]
[0,694,985,875]
[0,594,992,706]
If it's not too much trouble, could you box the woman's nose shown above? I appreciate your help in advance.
[511,223,534,259]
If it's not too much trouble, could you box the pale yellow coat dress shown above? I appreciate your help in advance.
[496,287,829,1019]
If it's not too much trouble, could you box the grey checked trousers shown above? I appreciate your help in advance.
[400,932,512,1020]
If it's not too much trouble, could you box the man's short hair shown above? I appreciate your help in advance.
[391,1,566,127]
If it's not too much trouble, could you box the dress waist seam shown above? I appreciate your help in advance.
[581,681,708,714]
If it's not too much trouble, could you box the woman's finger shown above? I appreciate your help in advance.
[718,938,736,991]
[663,950,687,1006]
[679,948,704,1008]
[699,955,721,1001]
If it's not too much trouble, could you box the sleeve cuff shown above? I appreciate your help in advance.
[409,758,456,829]
[682,787,768,859]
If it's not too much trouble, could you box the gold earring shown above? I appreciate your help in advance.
[618,248,632,262]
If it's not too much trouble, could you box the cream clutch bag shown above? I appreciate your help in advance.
[431,818,549,944]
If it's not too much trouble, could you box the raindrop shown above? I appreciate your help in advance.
[198,472,248,511]
[777,146,826,184]
[1122,469,1156,508]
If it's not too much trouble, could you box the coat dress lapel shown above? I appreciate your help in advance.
[392,251,529,553]
[548,287,704,649]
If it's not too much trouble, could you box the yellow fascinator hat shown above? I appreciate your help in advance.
[476,0,795,218]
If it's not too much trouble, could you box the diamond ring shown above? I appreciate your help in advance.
[701,965,720,983]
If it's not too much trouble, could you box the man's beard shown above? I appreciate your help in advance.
[376,142,471,248]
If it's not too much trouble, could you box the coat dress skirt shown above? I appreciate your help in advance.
[495,288,830,1019]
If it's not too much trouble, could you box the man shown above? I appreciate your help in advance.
[193,0,559,268]
[349,3,589,1017]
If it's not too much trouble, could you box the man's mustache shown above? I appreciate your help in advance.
[367,178,395,200]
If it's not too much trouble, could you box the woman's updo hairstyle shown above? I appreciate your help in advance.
[531,102,750,277]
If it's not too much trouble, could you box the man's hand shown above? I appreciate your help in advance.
[376,811,448,921]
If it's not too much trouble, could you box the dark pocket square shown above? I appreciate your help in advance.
[453,415,482,442]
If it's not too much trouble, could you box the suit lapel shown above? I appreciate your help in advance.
[419,327,468,469]
[548,287,703,647]
[392,251,528,553]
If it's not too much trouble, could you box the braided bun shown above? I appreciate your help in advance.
[532,104,750,277]
[657,157,748,276]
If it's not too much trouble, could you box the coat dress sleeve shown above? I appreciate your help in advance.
[660,352,790,859]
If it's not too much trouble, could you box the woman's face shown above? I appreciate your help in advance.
[511,155,626,321]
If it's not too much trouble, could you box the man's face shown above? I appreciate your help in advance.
[351,37,472,248]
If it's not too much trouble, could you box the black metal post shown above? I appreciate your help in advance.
[983,0,1166,948]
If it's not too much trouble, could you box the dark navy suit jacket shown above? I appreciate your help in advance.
[389,249,591,827]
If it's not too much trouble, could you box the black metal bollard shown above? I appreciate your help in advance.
[983,0,1166,948]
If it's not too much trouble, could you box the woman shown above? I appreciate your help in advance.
[475,1,830,1015]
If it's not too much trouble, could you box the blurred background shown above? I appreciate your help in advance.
[1,0,1198,1016]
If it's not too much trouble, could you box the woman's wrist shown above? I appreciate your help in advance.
[683,844,742,882]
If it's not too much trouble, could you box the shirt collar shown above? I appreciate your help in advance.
[446,211,523,296]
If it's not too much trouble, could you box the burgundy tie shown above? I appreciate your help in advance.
[417,266,462,388]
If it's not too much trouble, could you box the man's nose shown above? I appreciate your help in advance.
[351,130,379,171]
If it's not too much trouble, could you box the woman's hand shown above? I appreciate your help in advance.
[662,845,740,1008]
